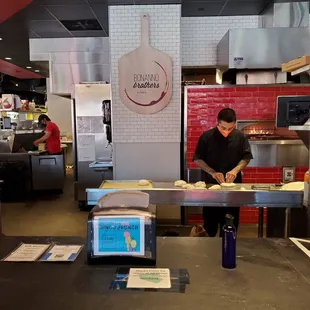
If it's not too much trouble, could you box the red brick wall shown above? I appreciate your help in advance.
[186,85,310,224]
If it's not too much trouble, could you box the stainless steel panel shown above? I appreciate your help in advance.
[217,27,310,69]
[236,71,287,85]
[262,2,309,28]
[51,63,110,95]
[30,37,109,54]
[86,182,303,207]
[248,141,308,167]
[29,37,110,95]
[73,84,113,202]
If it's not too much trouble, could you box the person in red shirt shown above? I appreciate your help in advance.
[33,115,62,155]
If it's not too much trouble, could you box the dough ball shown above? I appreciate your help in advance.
[209,185,221,190]
[240,187,247,191]
[194,181,206,188]
[138,179,150,186]
[174,180,187,187]
[195,186,206,190]
[220,182,236,188]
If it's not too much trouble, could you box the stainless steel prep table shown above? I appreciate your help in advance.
[0,236,309,310]
[86,182,304,237]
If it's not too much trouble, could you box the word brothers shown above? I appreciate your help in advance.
[133,73,160,89]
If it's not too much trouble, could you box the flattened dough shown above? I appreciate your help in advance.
[221,182,236,188]
[195,181,206,188]
[138,179,150,186]
[281,182,304,191]
[209,185,221,190]
[174,180,187,187]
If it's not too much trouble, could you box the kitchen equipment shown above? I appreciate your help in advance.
[276,96,310,128]
[0,117,11,129]
[72,84,113,207]
[236,120,307,167]
[118,14,172,115]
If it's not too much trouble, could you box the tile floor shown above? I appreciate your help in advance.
[1,172,261,238]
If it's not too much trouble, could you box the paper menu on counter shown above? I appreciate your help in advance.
[40,245,83,262]
[3,243,50,262]
[127,268,171,289]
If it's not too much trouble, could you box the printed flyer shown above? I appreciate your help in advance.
[93,216,145,256]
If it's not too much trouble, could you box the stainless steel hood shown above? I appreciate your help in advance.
[217,2,310,70]
[30,37,110,96]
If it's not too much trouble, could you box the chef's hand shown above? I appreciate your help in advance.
[33,140,39,146]
[225,170,237,183]
[211,172,225,184]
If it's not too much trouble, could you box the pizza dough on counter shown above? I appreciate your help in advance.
[194,181,206,188]
[281,182,304,191]
[220,183,236,188]
[209,185,221,190]
[174,180,187,187]
[138,179,151,186]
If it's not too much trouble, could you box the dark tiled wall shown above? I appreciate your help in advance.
[186,85,310,224]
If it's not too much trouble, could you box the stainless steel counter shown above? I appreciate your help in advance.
[86,182,303,207]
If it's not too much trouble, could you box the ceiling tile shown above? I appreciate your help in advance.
[21,4,56,20]
[33,31,73,38]
[182,1,225,17]
[28,20,69,32]
[106,0,133,4]
[45,5,96,20]
[28,30,41,38]
[34,0,88,4]
[221,0,270,16]
[90,4,108,32]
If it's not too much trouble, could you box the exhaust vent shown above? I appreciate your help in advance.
[60,19,103,31]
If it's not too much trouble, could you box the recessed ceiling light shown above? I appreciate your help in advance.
[15,84,19,87]
[0,38,2,41]
[26,66,32,69]
[5,57,11,60]
[35,70,40,72]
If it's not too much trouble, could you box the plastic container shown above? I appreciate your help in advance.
[222,214,236,269]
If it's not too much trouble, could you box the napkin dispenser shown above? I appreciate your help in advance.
[87,191,156,265]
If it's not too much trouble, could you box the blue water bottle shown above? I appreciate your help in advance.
[222,214,236,269]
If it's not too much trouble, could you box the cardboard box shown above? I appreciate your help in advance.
[282,56,310,72]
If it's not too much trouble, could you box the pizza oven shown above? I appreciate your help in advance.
[237,120,298,140]
[236,120,307,167]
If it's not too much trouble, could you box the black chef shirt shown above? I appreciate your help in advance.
[193,127,253,184]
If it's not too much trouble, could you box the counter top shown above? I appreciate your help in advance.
[0,236,309,310]
[86,182,303,207]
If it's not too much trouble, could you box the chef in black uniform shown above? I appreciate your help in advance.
[193,108,253,237]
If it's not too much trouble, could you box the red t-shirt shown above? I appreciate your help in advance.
[45,121,61,154]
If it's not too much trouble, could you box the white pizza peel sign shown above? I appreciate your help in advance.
[118,14,173,115]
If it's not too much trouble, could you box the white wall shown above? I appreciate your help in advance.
[109,5,182,183]
[110,4,181,144]
[46,79,72,134]
[181,16,262,67]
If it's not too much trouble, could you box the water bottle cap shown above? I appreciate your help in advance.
[225,214,234,225]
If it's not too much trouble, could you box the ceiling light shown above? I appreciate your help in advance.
[5,57,11,60]
[26,66,32,69]
[35,70,40,73]
[0,38,2,41]
[15,84,19,87]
